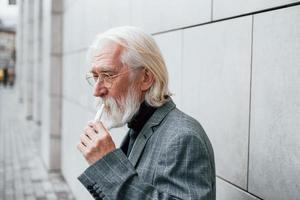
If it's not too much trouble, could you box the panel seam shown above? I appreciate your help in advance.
[247,14,255,191]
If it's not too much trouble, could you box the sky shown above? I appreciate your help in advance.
[0,0,18,27]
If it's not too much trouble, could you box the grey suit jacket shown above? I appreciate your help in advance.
[78,99,216,200]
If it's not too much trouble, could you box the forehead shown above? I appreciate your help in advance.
[91,42,123,72]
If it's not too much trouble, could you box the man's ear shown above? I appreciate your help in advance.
[140,68,154,92]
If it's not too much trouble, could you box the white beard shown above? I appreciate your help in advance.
[95,87,141,130]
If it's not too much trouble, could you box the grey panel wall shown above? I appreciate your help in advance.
[249,6,300,200]
[182,16,252,190]
[213,0,300,20]
[154,31,183,108]
[131,0,211,33]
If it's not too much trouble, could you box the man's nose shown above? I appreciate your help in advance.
[93,83,108,97]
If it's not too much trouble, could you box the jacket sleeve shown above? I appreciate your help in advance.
[78,134,215,200]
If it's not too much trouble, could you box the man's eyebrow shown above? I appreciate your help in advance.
[89,69,97,74]
[89,67,115,74]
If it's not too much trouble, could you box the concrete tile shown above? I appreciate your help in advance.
[182,16,252,189]
[63,0,89,53]
[62,53,75,99]
[84,0,111,47]
[46,193,57,200]
[50,13,63,54]
[49,137,61,170]
[52,0,63,13]
[56,191,69,199]
[62,51,94,110]
[213,0,299,20]
[49,95,62,136]
[53,182,68,192]
[50,55,63,96]
[105,0,131,27]
[15,192,25,200]
[216,178,259,200]
[63,0,78,11]
[154,30,183,108]
[4,194,14,200]
[42,181,53,193]
[34,182,46,198]
[25,195,36,200]
[41,99,51,169]
[63,0,131,53]
[131,0,211,34]
[249,6,300,200]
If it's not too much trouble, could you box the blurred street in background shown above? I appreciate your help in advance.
[0,87,75,200]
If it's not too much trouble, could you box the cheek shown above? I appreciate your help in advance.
[109,74,140,105]
[113,77,131,94]
[108,84,128,105]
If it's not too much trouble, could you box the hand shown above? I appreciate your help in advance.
[77,121,116,165]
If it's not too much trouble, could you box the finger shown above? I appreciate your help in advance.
[80,133,92,147]
[93,122,104,133]
[87,120,94,127]
[84,126,97,139]
[87,121,100,133]
[77,142,86,153]
[95,122,110,137]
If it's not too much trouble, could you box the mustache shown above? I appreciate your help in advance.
[95,97,109,109]
[95,97,120,112]
[93,87,141,129]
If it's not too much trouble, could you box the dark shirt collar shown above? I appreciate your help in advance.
[127,101,157,133]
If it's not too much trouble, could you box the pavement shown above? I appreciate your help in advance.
[0,86,76,200]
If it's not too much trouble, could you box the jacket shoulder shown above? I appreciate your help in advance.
[157,107,214,157]
[162,108,205,136]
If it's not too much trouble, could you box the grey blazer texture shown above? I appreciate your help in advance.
[78,99,216,200]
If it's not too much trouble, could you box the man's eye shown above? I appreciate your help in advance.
[101,73,111,79]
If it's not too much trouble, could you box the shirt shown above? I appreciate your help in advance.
[122,101,157,157]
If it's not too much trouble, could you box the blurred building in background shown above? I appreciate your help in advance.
[0,28,15,86]
[0,0,17,86]
[15,0,300,200]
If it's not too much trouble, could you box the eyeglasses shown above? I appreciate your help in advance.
[85,68,139,88]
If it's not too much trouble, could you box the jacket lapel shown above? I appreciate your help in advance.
[128,99,176,167]
[119,130,130,155]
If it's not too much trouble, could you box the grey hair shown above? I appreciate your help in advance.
[87,26,171,107]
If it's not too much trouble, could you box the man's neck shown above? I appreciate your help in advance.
[127,101,157,133]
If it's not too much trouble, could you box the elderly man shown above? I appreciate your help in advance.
[77,26,215,200]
